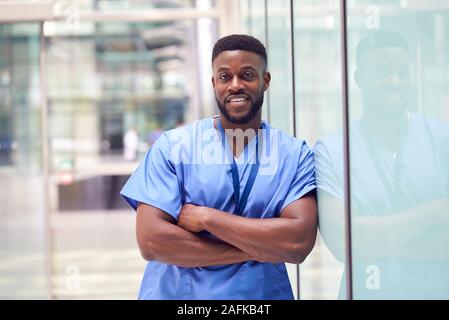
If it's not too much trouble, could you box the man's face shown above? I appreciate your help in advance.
[212,50,271,124]
[355,46,411,117]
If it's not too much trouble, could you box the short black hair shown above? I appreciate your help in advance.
[212,34,267,69]
[356,31,409,69]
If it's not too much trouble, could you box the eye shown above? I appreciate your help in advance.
[373,66,389,78]
[242,72,255,80]
[218,73,230,81]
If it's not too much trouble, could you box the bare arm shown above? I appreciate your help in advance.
[177,192,318,264]
[136,203,252,267]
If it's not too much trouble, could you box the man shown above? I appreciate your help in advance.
[120,34,317,299]
[315,31,449,299]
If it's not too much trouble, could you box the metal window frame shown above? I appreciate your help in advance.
[339,0,353,300]
[288,0,300,300]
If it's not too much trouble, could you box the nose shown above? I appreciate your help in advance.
[228,75,244,93]
[387,72,402,87]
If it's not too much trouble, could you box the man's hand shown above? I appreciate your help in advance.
[177,204,211,233]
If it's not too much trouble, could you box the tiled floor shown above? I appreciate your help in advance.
[1,209,343,299]
[51,210,144,299]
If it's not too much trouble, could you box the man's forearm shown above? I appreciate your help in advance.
[202,208,310,264]
[141,221,251,267]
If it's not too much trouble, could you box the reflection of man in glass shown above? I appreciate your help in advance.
[315,31,449,299]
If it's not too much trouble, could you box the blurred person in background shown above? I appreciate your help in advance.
[123,126,139,162]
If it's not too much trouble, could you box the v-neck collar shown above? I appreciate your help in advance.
[211,116,263,164]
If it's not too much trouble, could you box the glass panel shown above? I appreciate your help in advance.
[0,23,47,298]
[345,0,449,299]
[240,0,270,121]
[265,0,297,298]
[266,0,293,133]
[295,0,345,299]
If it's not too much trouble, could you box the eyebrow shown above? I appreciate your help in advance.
[216,65,258,73]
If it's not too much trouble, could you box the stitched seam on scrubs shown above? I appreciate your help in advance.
[185,269,193,299]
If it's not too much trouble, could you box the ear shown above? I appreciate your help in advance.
[211,76,215,89]
[263,72,271,91]
[354,69,363,90]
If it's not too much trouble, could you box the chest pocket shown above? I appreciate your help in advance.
[181,163,234,212]
[242,172,289,219]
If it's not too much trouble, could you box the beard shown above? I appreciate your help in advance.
[215,90,265,125]
[364,88,410,119]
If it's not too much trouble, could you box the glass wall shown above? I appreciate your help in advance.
[240,0,269,123]
[0,23,47,298]
[293,0,345,300]
[243,0,449,299]
[343,0,449,299]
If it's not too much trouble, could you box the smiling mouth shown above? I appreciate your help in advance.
[228,97,249,102]
[227,99,249,110]
[226,94,250,107]
[226,95,250,103]
[384,93,405,103]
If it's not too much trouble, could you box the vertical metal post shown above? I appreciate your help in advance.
[338,0,353,300]
[289,0,297,138]
[39,22,53,299]
[289,0,300,300]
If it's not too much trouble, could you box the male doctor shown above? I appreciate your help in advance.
[121,34,318,299]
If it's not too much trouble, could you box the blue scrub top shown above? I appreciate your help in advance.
[121,116,316,300]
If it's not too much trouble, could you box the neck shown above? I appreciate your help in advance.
[216,112,262,158]
[363,110,407,133]
[362,110,409,152]
[218,111,262,132]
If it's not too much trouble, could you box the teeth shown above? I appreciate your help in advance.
[229,98,247,102]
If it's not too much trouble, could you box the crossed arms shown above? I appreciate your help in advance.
[319,193,449,262]
[136,191,317,268]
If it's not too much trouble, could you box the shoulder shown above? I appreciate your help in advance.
[156,118,213,148]
[264,122,312,161]
[312,119,366,160]
[412,113,449,138]
[313,131,342,159]
[149,118,213,165]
